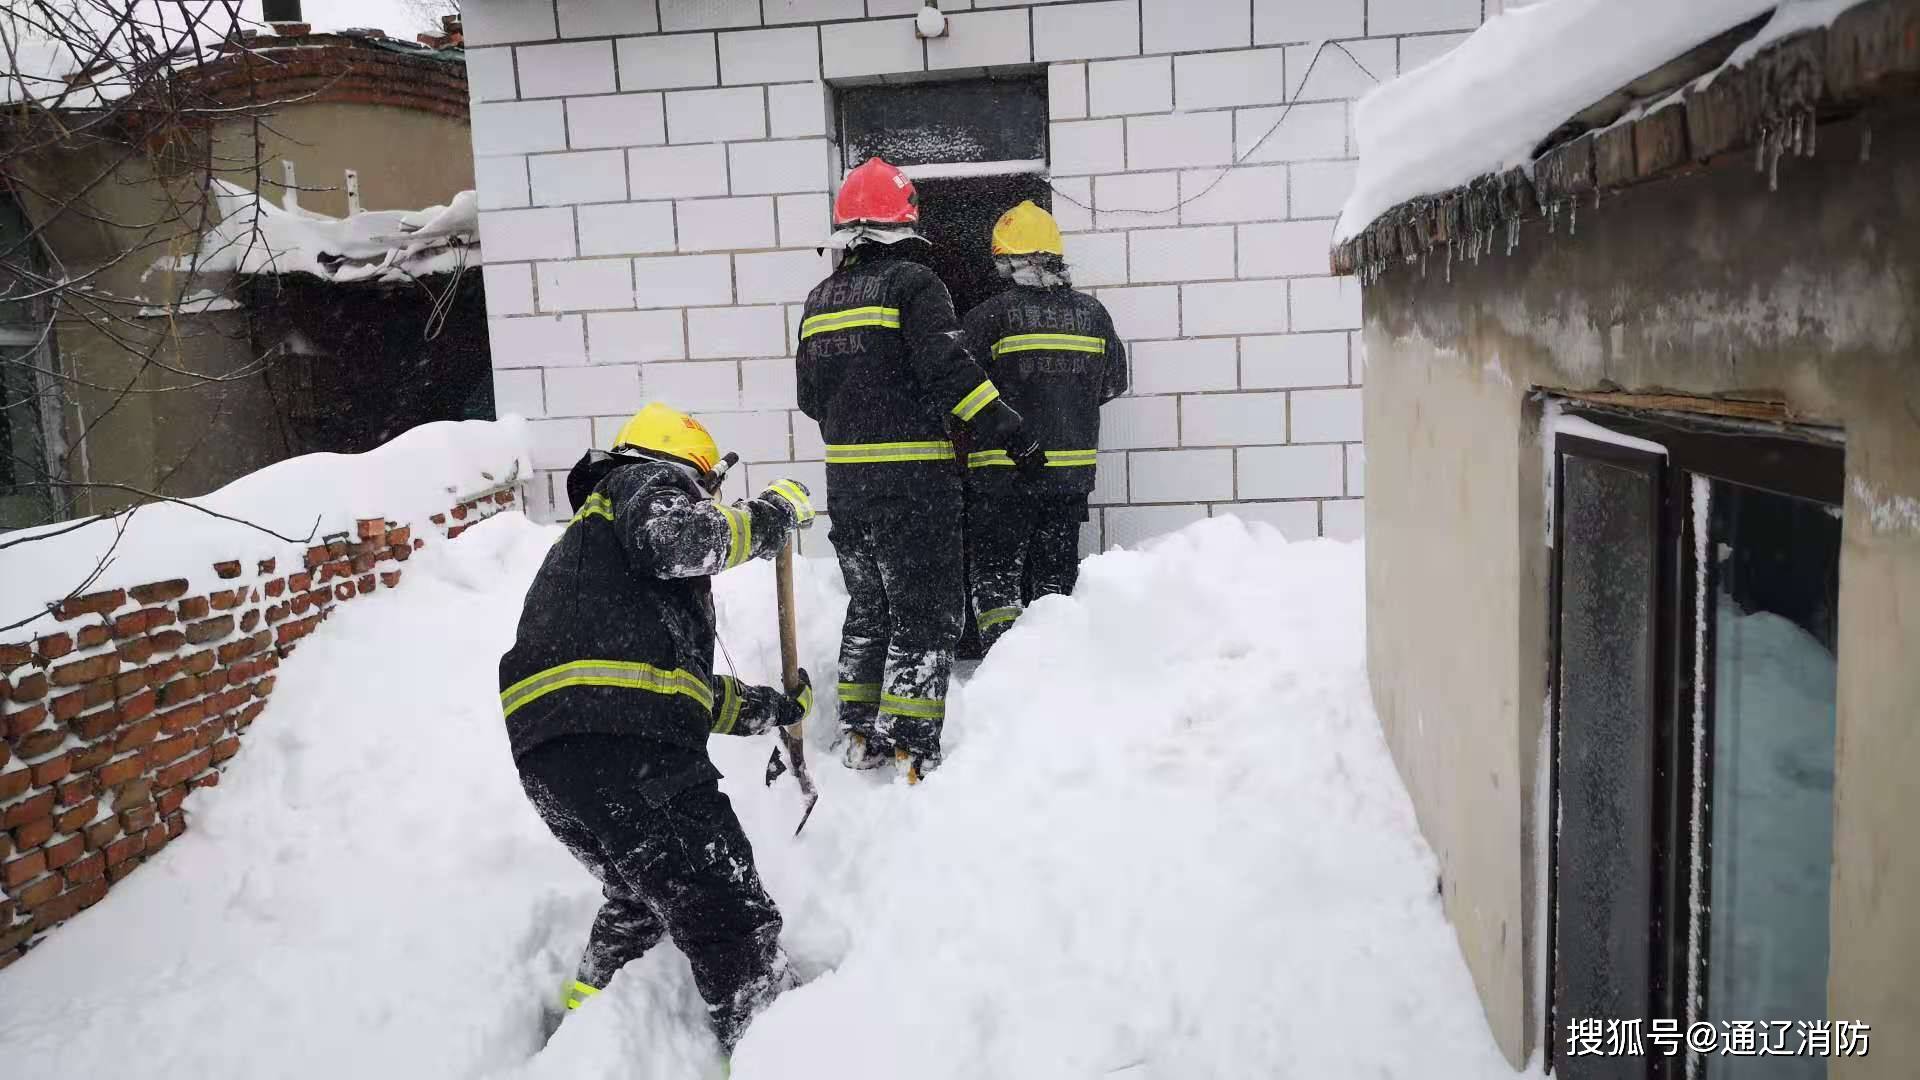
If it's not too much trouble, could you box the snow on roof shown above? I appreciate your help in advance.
[177,181,478,284]
[1336,0,1866,243]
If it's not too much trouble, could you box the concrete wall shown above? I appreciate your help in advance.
[210,103,475,218]
[462,0,1489,545]
[1362,101,1920,1073]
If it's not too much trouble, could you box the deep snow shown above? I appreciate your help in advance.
[0,512,1531,1079]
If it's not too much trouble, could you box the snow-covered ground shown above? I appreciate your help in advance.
[0,512,1531,1080]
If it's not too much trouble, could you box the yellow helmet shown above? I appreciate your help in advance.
[990,199,1064,257]
[611,402,721,473]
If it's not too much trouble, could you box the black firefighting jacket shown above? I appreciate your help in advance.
[795,245,1022,511]
[498,452,798,766]
[959,284,1129,495]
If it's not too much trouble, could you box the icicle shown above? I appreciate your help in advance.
[1755,127,1768,173]
[1804,107,1817,158]
[1768,129,1782,192]
[1446,241,1453,284]
[1570,198,1577,237]
[1420,253,1427,279]
[1791,112,1804,157]
[1860,126,1872,163]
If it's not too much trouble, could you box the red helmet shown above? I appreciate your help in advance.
[833,157,919,226]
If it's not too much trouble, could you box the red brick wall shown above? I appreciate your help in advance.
[0,487,517,969]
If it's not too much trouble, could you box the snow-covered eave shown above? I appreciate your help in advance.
[1330,0,1918,281]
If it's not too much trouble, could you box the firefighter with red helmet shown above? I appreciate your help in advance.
[796,157,1041,781]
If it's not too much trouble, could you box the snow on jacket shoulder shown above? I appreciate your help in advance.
[497,452,797,763]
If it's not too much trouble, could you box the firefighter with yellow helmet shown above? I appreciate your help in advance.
[497,402,816,1053]
[960,200,1129,650]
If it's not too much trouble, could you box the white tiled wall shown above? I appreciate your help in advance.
[466,0,1485,551]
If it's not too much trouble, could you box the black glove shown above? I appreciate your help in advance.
[774,668,813,728]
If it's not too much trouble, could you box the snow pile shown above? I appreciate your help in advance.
[179,181,479,284]
[0,513,1529,1079]
[0,417,529,640]
[1338,0,1862,241]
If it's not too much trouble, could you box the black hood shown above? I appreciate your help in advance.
[563,450,704,513]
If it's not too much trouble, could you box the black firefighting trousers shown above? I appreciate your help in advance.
[517,734,788,1051]
[966,483,1088,651]
[828,489,964,760]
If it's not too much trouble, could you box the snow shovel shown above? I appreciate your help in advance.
[763,538,819,836]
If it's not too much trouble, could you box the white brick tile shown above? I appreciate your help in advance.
[928,9,1031,70]
[1321,498,1364,539]
[546,363,644,417]
[1291,160,1358,217]
[1180,391,1288,446]
[490,314,588,367]
[1240,332,1347,388]
[791,413,825,459]
[659,0,761,31]
[1064,231,1128,287]
[1050,177,1092,232]
[472,100,566,156]
[1288,39,1394,101]
[1369,0,1480,36]
[1349,329,1364,383]
[518,41,616,98]
[1130,448,1233,503]
[1142,0,1249,54]
[1184,280,1289,336]
[589,413,636,449]
[1048,63,1087,120]
[466,47,517,102]
[746,461,829,510]
[588,309,687,363]
[1049,119,1125,176]
[694,410,790,463]
[1088,57,1172,117]
[1175,48,1288,111]
[483,264,537,315]
[731,140,832,195]
[558,0,659,37]
[741,358,799,409]
[1096,285,1179,340]
[1254,0,1363,45]
[526,418,593,469]
[493,368,545,418]
[1127,226,1234,284]
[1289,386,1360,442]
[628,144,731,198]
[1095,172,1178,230]
[529,149,628,205]
[1238,219,1336,278]
[646,361,741,410]
[676,196,778,251]
[475,156,531,209]
[763,0,864,23]
[633,253,734,306]
[1130,339,1236,394]
[1106,504,1207,549]
[538,258,634,312]
[1090,451,1127,505]
[1290,276,1360,331]
[769,82,828,138]
[567,93,666,149]
[1178,164,1288,225]
[869,0,972,14]
[739,248,830,304]
[1126,112,1233,171]
[577,201,678,256]
[822,19,922,79]
[1400,32,1473,74]
[776,193,832,248]
[1345,443,1365,496]
[721,27,820,85]
[464,2,557,46]
[666,87,766,144]
[481,207,577,261]
[1033,0,1138,62]
[1079,514,1103,558]
[617,33,719,91]
[799,511,835,557]
[1098,395,1178,449]
[1237,444,1341,498]
[689,305,786,358]
[1235,102,1346,163]
[1216,500,1319,540]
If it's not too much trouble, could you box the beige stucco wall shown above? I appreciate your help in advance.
[1362,100,1920,1073]
[212,103,474,218]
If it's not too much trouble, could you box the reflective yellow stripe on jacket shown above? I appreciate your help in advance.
[800,306,902,339]
[711,675,743,734]
[565,980,600,1010]
[879,693,945,719]
[500,659,715,719]
[717,504,752,569]
[825,441,955,465]
[951,380,1001,421]
[990,333,1107,357]
[966,448,1099,469]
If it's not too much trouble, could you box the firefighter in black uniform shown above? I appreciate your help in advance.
[796,157,1041,781]
[498,402,817,1054]
[960,201,1129,650]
